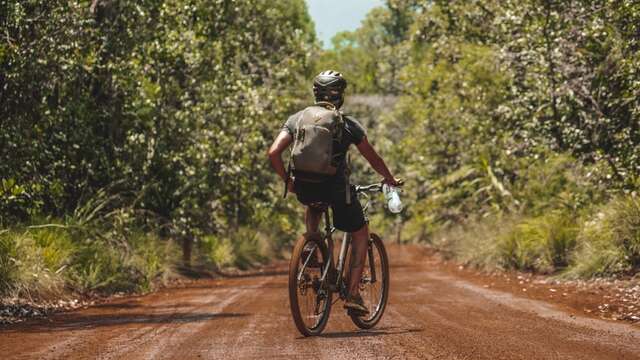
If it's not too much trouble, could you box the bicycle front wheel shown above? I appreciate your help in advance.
[350,233,389,329]
[288,234,332,336]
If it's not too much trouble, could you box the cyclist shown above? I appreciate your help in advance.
[268,70,401,315]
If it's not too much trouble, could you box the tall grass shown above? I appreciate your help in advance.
[0,185,181,299]
[426,196,640,279]
[1,185,295,300]
[200,228,271,270]
[498,212,578,273]
[0,228,69,299]
[0,232,18,294]
[430,217,506,269]
[0,226,179,299]
[565,196,640,278]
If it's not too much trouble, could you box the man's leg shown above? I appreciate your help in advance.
[302,206,324,268]
[347,224,369,297]
[305,206,323,234]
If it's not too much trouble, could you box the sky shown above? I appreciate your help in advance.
[306,0,384,48]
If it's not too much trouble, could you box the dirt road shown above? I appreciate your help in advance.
[1,245,639,359]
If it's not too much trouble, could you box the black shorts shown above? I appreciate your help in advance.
[293,180,366,233]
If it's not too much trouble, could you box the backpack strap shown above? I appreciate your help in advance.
[345,153,352,205]
[314,101,336,110]
[283,110,309,198]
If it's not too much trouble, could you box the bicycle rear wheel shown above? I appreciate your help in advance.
[288,234,332,336]
[349,233,389,329]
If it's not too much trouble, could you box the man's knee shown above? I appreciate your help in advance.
[351,224,369,241]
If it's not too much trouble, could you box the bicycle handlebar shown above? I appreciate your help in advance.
[355,180,404,194]
[355,183,383,193]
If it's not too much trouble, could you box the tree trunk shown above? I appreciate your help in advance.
[182,237,192,267]
[395,218,403,244]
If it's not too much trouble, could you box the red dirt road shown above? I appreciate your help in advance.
[1,245,639,359]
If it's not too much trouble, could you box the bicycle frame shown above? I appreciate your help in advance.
[305,187,379,300]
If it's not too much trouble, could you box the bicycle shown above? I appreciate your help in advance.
[288,182,392,336]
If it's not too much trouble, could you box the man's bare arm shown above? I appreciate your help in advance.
[267,131,293,182]
[356,137,400,186]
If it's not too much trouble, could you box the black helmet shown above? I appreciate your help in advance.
[313,70,347,108]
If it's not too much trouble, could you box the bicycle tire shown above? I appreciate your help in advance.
[349,233,389,329]
[288,234,332,336]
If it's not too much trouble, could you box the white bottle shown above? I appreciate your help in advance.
[382,184,403,213]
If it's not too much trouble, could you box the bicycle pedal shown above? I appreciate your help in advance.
[346,308,369,317]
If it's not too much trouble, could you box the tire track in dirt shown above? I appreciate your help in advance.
[104,285,249,360]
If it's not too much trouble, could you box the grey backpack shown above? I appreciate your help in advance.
[289,102,343,183]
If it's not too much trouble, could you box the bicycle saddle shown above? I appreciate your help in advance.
[308,202,329,211]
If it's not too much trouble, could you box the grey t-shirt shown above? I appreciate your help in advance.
[282,109,367,183]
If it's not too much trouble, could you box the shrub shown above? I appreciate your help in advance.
[566,197,640,277]
[201,228,270,270]
[0,228,67,299]
[430,217,507,270]
[0,232,19,294]
[498,212,578,273]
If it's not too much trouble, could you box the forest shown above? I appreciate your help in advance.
[1,0,639,301]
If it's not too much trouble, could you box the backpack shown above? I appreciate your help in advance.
[288,102,344,183]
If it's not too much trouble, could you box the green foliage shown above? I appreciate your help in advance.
[567,196,640,278]
[430,218,506,269]
[0,224,179,298]
[1,0,316,299]
[2,0,638,295]
[1,0,314,239]
[201,227,275,271]
[498,212,578,273]
[201,235,235,268]
[0,229,66,298]
[29,227,74,274]
[324,1,639,277]
[0,232,19,294]
[314,1,421,93]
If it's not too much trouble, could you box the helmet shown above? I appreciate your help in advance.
[313,70,347,108]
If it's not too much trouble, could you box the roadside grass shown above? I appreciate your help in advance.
[200,228,277,271]
[564,196,640,278]
[0,228,69,300]
[396,153,636,279]
[430,217,507,269]
[0,225,180,300]
[1,219,289,301]
[1,193,298,302]
[0,231,19,295]
[426,196,640,279]
[497,211,578,273]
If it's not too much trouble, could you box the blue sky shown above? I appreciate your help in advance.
[306,0,384,48]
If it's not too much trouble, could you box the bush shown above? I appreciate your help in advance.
[0,224,179,298]
[498,212,578,273]
[430,217,507,270]
[200,228,270,270]
[566,197,640,278]
[0,232,19,294]
[0,228,67,299]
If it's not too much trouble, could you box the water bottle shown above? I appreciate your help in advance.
[382,184,403,213]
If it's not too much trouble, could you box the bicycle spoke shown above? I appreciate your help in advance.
[353,236,386,324]
[295,242,329,330]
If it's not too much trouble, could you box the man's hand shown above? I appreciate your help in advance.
[383,177,403,187]
[287,177,296,194]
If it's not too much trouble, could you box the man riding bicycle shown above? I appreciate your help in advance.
[268,70,401,315]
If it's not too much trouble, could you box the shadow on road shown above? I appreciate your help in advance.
[313,326,424,339]
[214,269,289,279]
[3,312,249,333]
